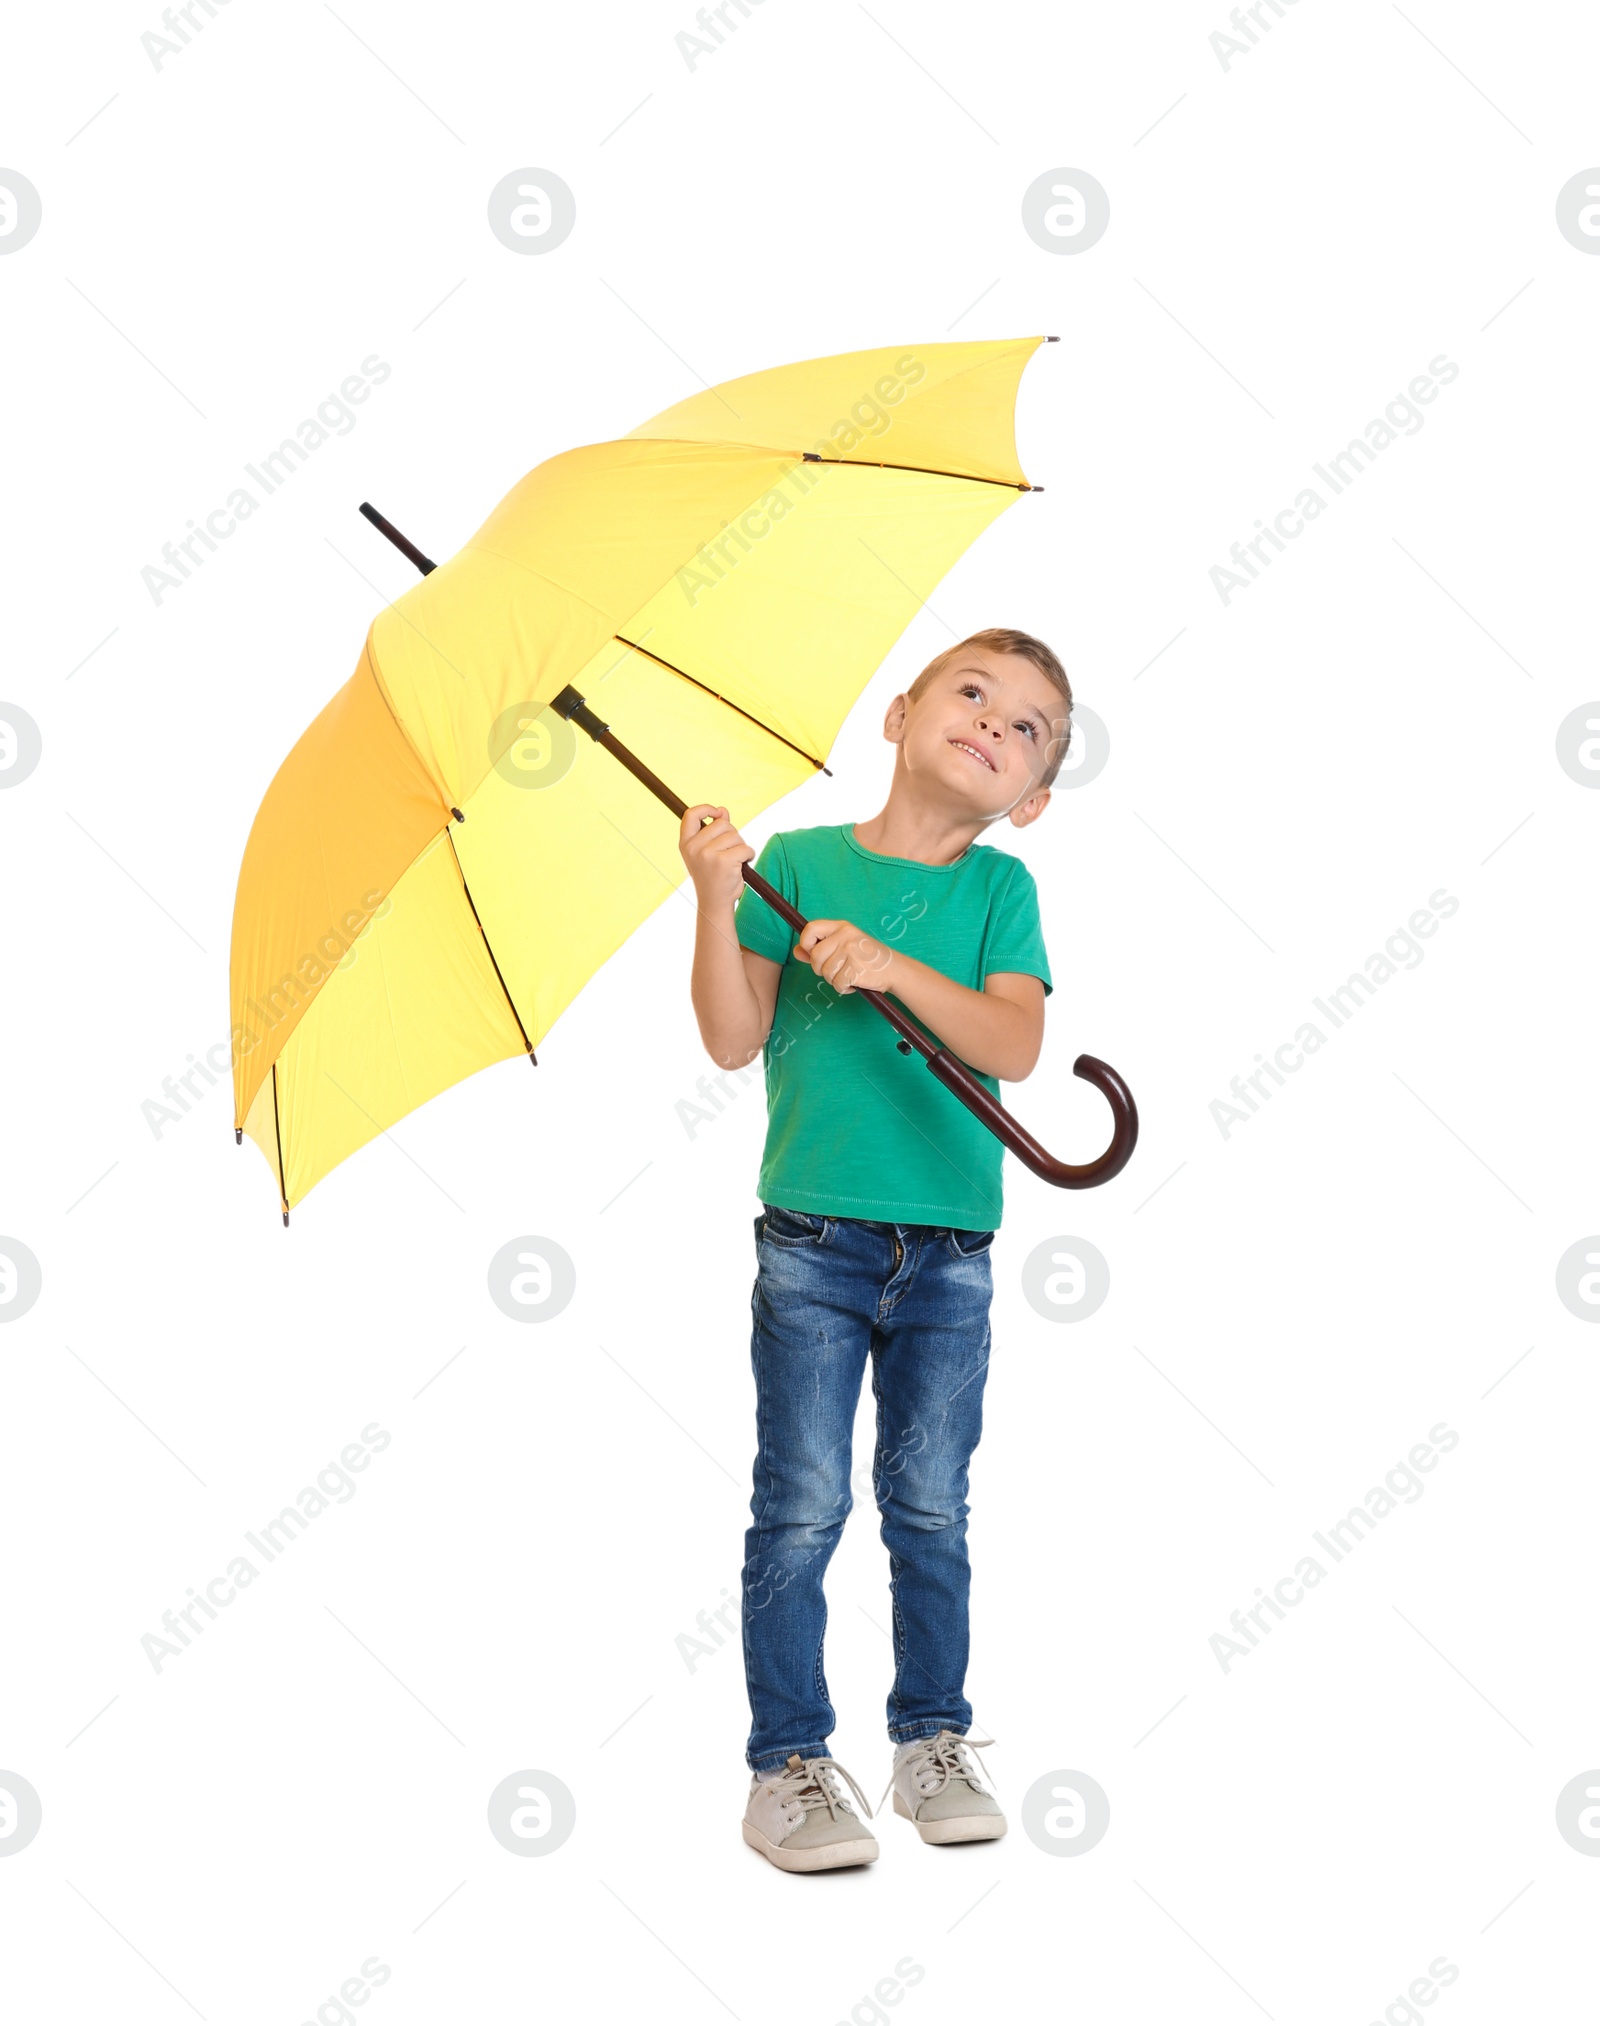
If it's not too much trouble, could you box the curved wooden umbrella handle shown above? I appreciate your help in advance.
[925,1045,1138,1189]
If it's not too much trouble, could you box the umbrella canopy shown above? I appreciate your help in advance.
[229,336,1050,1216]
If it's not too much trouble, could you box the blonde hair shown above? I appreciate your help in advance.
[907,627,1073,788]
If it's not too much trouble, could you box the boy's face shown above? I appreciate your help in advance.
[888,645,1066,829]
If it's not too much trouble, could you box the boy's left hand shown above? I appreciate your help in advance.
[792,919,897,996]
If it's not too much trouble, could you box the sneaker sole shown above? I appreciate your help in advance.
[893,1791,1007,1844]
[741,1819,879,1872]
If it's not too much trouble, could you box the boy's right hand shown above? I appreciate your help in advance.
[679,804,755,912]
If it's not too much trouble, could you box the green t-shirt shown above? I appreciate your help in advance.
[731,822,1053,1230]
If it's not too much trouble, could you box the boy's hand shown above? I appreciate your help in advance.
[793,918,896,996]
[678,803,755,913]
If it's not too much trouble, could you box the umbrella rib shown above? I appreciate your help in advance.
[799,453,1037,491]
[271,1060,289,1224]
[446,831,538,1067]
[611,635,832,776]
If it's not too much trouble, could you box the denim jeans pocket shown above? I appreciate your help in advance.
[944,1225,996,1258]
[760,1203,830,1248]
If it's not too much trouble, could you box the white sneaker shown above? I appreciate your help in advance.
[880,1730,1006,1844]
[743,1753,879,1872]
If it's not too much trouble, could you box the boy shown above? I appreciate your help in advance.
[677,627,1071,1873]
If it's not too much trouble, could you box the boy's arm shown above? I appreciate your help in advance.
[679,804,783,1069]
[693,933,782,1070]
[792,921,1046,1082]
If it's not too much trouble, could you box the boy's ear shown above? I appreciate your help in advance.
[1006,786,1051,830]
[882,692,909,743]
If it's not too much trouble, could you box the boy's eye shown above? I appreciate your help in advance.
[959,682,1038,739]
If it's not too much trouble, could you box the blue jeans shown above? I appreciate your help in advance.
[743,1203,994,1774]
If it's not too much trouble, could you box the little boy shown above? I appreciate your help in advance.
[677,626,1071,1873]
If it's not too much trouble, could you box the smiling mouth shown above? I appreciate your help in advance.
[949,738,996,773]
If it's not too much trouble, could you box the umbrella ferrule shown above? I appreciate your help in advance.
[549,685,607,739]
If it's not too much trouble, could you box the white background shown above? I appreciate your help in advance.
[2,1,1597,2020]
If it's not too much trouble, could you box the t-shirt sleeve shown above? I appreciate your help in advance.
[732,830,795,966]
[985,858,1053,995]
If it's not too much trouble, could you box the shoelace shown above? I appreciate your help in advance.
[877,1729,997,1813]
[764,1753,875,1825]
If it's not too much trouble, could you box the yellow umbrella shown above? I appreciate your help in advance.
[228,336,1136,1219]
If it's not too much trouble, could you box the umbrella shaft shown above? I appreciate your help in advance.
[548,683,940,1064]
